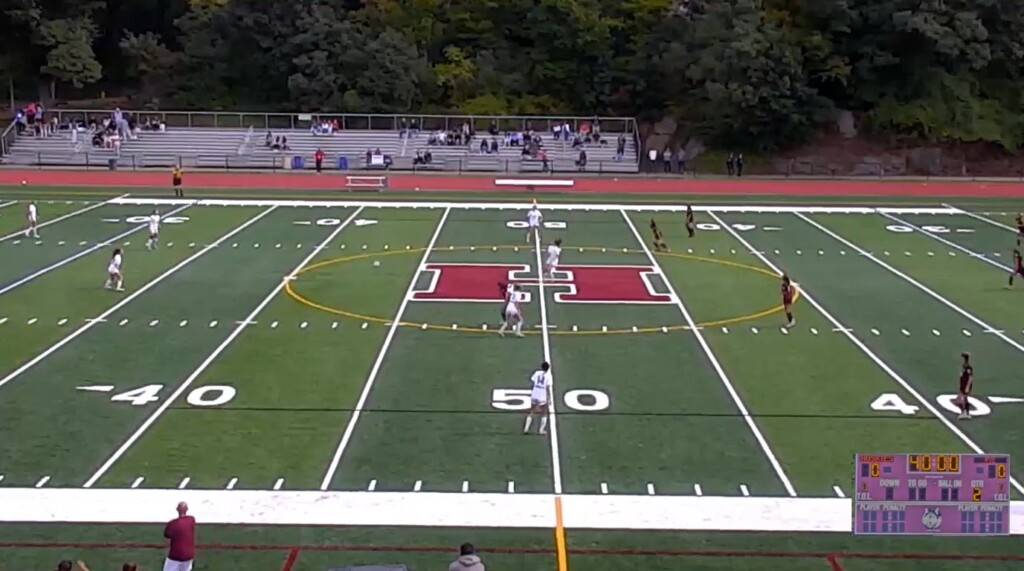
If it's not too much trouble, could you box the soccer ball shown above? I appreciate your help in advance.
[373,260,381,267]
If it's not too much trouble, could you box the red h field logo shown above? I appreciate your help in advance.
[412,263,674,304]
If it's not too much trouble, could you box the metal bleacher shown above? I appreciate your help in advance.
[1,111,640,174]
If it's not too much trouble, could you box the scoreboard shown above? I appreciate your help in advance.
[854,453,1010,535]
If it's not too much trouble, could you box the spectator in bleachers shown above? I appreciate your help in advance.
[399,117,408,138]
[14,109,26,135]
[552,123,561,141]
[540,149,549,172]
[424,150,433,164]
[272,136,282,151]
[314,148,324,173]
[576,149,587,171]
[265,131,273,148]
[616,135,626,160]
[571,134,583,149]
[663,147,672,173]
[410,118,420,136]
[281,135,290,151]
[488,120,499,136]
[489,138,498,154]
[479,138,488,154]
[413,150,425,165]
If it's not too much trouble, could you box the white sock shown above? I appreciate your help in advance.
[104,279,111,288]
[539,416,548,433]
[514,322,522,334]
[116,278,124,289]
[498,321,507,333]
[523,416,533,432]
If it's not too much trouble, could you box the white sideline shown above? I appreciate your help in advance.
[621,211,796,497]
[0,200,17,211]
[942,203,1018,233]
[495,179,574,187]
[710,211,1024,496]
[106,196,961,215]
[0,196,125,242]
[319,207,452,490]
[532,227,564,494]
[0,488,1021,534]
[0,205,279,393]
[879,211,1012,273]
[0,204,192,297]
[84,206,364,487]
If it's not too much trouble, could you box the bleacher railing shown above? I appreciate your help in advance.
[12,151,643,175]
[0,121,15,156]
[48,109,638,138]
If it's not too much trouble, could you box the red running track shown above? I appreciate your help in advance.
[2,169,1024,196]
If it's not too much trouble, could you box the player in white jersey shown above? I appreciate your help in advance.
[105,248,125,291]
[498,285,525,337]
[24,201,39,238]
[544,239,562,279]
[523,361,552,434]
[525,202,543,243]
[146,210,161,250]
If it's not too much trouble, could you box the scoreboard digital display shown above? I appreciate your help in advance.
[854,453,1010,536]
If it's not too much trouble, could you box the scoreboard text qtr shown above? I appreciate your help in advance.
[854,453,1010,536]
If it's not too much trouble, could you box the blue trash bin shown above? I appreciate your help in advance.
[291,155,305,170]
[337,156,348,170]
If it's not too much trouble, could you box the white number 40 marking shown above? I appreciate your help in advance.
[110,384,236,407]
[491,388,609,411]
[870,392,990,417]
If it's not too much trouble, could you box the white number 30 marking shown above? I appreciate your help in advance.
[109,384,236,407]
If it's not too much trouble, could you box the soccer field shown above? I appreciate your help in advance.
[1,190,1024,570]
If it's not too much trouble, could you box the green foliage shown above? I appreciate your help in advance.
[0,0,1022,150]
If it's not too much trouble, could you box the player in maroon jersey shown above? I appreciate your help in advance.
[650,219,669,252]
[1008,250,1024,288]
[1016,213,1024,246]
[957,352,974,420]
[685,205,695,238]
[781,274,795,328]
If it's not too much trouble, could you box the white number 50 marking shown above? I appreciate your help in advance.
[491,388,610,411]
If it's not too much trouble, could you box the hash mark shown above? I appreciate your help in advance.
[694,484,702,496]
[188,242,195,248]
[131,477,144,489]
[817,250,823,255]
[840,250,846,255]
[0,475,4,485]
[300,321,308,329]
[209,320,218,328]
[647,483,656,495]
[58,318,68,326]
[118,318,128,327]
[27,318,37,325]
[179,320,188,327]
[722,327,729,334]
[507,481,515,494]
[451,324,458,330]
[780,327,788,335]
[0,317,8,325]
[661,326,668,333]
[413,480,422,492]
[421,323,428,330]
[810,328,818,335]
[751,327,759,334]
[367,479,377,491]
[901,329,910,336]
[871,328,880,336]
[362,322,369,330]
[601,325,608,332]
[833,485,846,498]
[709,249,716,254]
[740,484,750,497]
[932,329,941,336]
[572,325,578,332]
[178,477,190,489]
[149,320,159,327]
[271,321,279,329]
[796,250,802,255]
[273,478,284,491]
[600,482,609,494]
[226,478,238,490]
[962,329,972,337]
[332,322,339,330]
[297,244,303,249]
[275,244,281,249]
[35,476,50,488]
[462,480,469,493]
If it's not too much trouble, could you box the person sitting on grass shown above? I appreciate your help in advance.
[449,543,485,571]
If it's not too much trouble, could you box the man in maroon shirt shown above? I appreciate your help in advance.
[163,501,196,571]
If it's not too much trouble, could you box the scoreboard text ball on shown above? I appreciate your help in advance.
[854,453,1010,535]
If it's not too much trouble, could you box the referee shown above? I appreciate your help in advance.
[172,165,183,198]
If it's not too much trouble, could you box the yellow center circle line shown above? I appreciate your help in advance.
[284,245,800,335]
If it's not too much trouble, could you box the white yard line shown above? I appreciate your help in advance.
[0,200,17,211]
[879,211,1011,273]
[83,206,364,487]
[941,203,1018,233]
[319,207,451,490]
[533,226,564,495]
[0,204,192,297]
[797,212,1024,358]
[0,197,125,243]
[0,206,279,393]
[621,211,796,497]
[709,211,1024,495]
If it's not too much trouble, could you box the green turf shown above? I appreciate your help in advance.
[1,190,1023,571]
